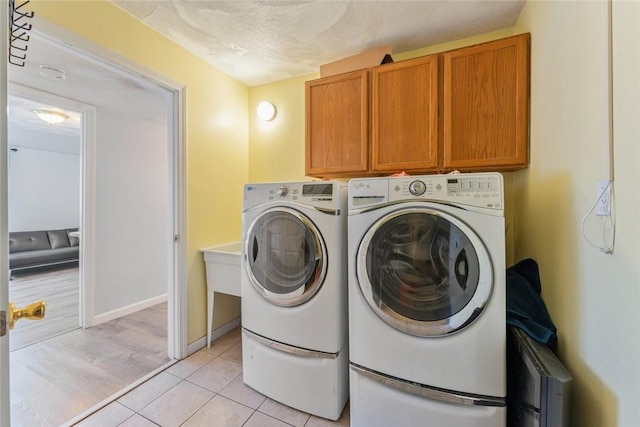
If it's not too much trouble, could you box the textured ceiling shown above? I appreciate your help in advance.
[112,0,526,86]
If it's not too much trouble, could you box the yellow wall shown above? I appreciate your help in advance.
[248,74,315,183]
[30,0,248,345]
[394,28,515,61]
[512,1,639,426]
[247,3,640,425]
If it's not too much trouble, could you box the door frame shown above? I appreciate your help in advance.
[1,13,188,425]
[28,19,188,360]
[7,84,94,333]
[1,3,11,426]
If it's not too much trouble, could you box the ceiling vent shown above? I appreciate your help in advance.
[39,65,66,81]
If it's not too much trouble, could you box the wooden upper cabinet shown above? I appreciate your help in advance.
[443,33,530,171]
[305,33,531,178]
[372,55,439,173]
[305,70,369,177]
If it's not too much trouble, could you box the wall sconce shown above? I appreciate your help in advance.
[257,101,277,121]
[33,109,68,125]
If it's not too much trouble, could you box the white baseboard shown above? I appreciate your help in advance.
[186,317,241,356]
[92,294,168,326]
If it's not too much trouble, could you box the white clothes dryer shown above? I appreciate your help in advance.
[348,173,507,427]
[241,181,349,420]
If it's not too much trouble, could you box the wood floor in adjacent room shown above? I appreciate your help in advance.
[8,267,170,427]
[10,266,81,351]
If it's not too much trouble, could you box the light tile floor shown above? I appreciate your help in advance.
[74,327,350,427]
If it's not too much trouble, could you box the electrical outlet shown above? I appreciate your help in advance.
[596,180,612,216]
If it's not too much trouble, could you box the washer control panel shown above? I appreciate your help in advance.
[349,173,503,211]
[390,174,502,208]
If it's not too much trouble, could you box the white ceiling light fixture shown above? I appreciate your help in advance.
[257,101,277,122]
[33,109,69,125]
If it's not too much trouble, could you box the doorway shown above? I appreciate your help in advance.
[4,24,186,426]
[7,93,83,350]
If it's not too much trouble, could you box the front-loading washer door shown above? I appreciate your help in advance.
[245,207,327,307]
[356,207,493,336]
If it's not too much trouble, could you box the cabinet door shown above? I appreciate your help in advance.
[443,33,530,171]
[371,55,439,173]
[305,70,369,177]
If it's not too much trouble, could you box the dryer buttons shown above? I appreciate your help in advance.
[409,180,426,196]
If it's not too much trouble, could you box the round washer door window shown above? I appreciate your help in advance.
[356,208,493,336]
[245,207,327,307]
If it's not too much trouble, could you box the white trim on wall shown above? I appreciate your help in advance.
[186,317,241,357]
[93,294,168,325]
[168,86,188,359]
[80,108,97,329]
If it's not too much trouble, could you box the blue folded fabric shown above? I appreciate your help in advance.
[506,258,557,346]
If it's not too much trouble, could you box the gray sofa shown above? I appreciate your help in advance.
[9,229,80,276]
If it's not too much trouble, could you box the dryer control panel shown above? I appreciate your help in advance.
[244,181,346,211]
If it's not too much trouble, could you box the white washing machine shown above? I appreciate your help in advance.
[241,181,349,420]
[348,173,507,427]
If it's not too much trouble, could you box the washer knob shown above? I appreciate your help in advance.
[409,180,426,196]
[276,186,288,197]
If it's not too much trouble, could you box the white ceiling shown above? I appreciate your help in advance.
[8,94,82,139]
[112,0,526,86]
[7,31,168,144]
